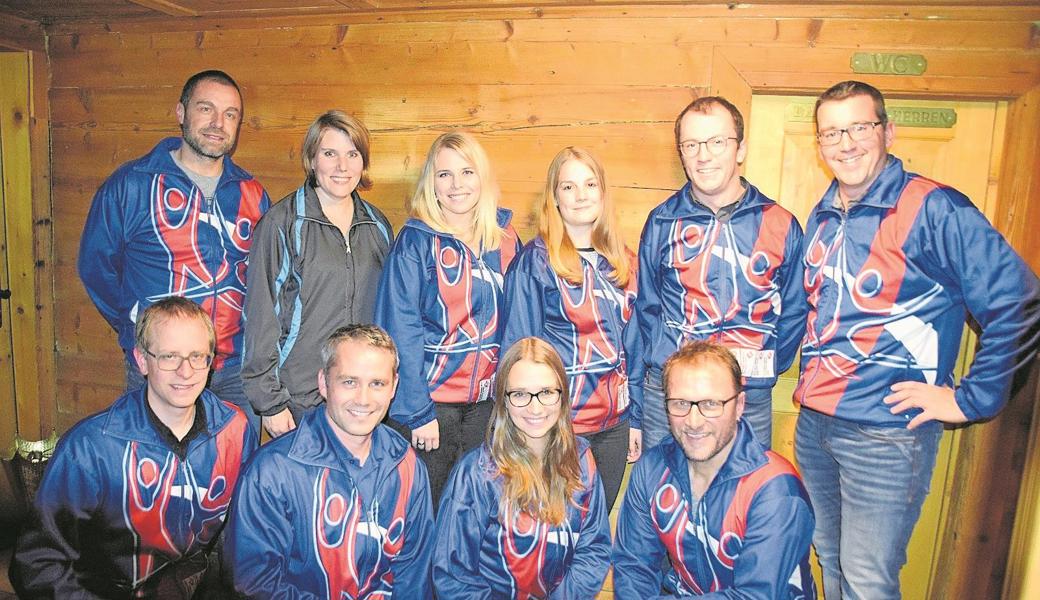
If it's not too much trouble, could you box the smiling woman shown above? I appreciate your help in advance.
[241,110,395,439]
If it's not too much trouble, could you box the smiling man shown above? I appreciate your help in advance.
[613,341,815,599]
[795,80,1040,599]
[226,324,434,599]
[12,297,257,598]
[77,69,270,435]
[630,96,806,453]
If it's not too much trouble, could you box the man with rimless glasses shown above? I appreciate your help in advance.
[630,96,806,454]
[796,80,1040,599]
[613,340,815,598]
[12,297,257,598]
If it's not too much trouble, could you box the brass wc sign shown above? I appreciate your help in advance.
[851,52,928,76]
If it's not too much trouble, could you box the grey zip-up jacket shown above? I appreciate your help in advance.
[242,184,394,416]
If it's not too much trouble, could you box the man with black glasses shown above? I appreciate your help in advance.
[12,297,257,598]
[613,341,815,598]
[795,80,1040,599]
[630,96,806,455]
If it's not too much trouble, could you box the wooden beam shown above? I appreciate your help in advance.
[125,0,199,18]
[0,11,46,52]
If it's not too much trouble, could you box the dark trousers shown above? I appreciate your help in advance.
[388,400,494,511]
[582,420,630,513]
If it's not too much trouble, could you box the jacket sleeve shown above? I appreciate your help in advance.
[241,208,295,417]
[392,454,435,600]
[224,457,319,600]
[77,174,130,337]
[11,435,105,599]
[696,485,815,600]
[375,236,437,429]
[499,247,547,358]
[611,457,671,599]
[774,218,807,375]
[432,459,494,600]
[552,449,611,600]
[629,216,663,429]
[925,192,1040,420]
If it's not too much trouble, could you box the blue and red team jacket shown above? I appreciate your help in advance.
[631,180,806,427]
[613,420,816,599]
[797,157,1040,426]
[12,389,256,598]
[225,408,434,599]
[433,439,611,599]
[77,137,271,370]
[500,237,640,434]
[375,209,521,429]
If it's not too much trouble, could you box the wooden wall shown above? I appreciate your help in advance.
[31,5,1040,598]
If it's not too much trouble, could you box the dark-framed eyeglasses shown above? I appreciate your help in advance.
[816,121,883,146]
[505,388,562,408]
[143,348,213,372]
[665,392,740,418]
[678,135,739,157]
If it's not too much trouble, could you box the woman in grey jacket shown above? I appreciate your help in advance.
[242,110,394,437]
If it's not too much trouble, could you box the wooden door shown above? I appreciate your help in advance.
[744,94,1006,600]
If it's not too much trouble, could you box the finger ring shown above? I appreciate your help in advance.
[416,440,426,447]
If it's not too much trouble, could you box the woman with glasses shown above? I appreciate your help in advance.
[433,337,611,599]
[375,131,521,508]
[500,146,639,512]
[242,110,394,438]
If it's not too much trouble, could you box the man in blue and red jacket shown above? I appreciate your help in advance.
[77,69,271,434]
[226,324,434,599]
[796,80,1040,599]
[632,96,806,452]
[12,297,258,598]
[614,341,815,599]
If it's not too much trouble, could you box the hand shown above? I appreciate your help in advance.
[262,408,297,437]
[883,382,968,430]
[627,428,642,463]
[412,419,439,452]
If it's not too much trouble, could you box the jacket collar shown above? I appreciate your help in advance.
[101,387,238,447]
[402,207,514,238]
[297,184,377,225]
[817,155,907,214]
[662,419,767,495]
[286,406,409,473]
[134,136,252,184]
[653,178,773,222]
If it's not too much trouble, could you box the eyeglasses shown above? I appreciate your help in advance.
[665,392,740,418]
[816,121,883,146]
[678,136,739,157]
[505,388,562,408]
[143,349,213,371]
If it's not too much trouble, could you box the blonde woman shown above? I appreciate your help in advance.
[375,131,521,507]
[433,337,610,599]
[500,146,639,511]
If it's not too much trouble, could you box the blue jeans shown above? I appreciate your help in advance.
[641,370,774,450]
[126,358,261,438]
[795,408,941,600]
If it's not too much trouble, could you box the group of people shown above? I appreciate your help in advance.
[9,67,1039,600]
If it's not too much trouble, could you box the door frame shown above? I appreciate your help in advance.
[706,45,1040,600]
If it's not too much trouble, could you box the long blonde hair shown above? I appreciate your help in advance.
[539,147,630,287]
[488,338,584,526]
[410,131,504,251]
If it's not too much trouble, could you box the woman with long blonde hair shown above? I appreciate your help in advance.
[500,146,640,511]
[375,131,521,507]
[433,337,611,599]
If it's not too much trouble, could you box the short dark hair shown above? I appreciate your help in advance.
[179,70,241,108]
[321,324,399,375]
[674,96,745,145]
[301,110,373,191]
[662,340,743,397]
[814,80,888,130]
